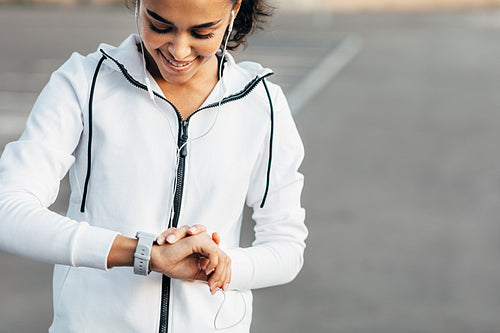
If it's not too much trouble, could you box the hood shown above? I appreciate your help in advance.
[95,34,273,102]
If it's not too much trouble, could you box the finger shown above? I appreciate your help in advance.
[224,256,232,291]
[210,267,226,294]
[198,257,210,272]
[208,253,230,294]
[188,224,207,235]
[205,249,219,276]
[212,232,221,245]
[156,227,176,245]
[219,254,231,292]
[166,225,193,244]
[221,255,231,291]
[157,225,192,245]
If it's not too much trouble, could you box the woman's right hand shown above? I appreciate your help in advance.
[150,226,231,294]
[156,224,208,245]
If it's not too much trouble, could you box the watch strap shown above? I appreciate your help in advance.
[134,232,156,276]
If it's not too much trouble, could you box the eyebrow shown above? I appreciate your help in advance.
[146,9,222,29]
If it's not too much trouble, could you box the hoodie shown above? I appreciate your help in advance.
[0,34,307,333]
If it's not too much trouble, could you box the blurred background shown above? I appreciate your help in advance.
[2,0,500,332]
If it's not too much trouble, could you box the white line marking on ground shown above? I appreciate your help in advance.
[287,34,363,115]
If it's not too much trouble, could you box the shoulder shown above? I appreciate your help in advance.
[225,53,287,108]
[55,49,103,81]
[49,35,139,101]
[55,34,139,83]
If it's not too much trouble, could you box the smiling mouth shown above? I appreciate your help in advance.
[167,58,193,68]
[159,51,196,70]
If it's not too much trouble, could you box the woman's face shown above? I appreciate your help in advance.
[139,0,237,85]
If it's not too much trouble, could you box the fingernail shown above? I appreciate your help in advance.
[166,234,176,243]
[223,283,229,291]
[157,236,165,245]
[206,268,215,275]
[189,226,197,233]
[211,286,220,295]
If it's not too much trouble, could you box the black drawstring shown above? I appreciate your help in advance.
[80,56,105,213]
[260,79,274,208]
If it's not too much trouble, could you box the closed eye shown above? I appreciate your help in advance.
[149,22,172,34]
[192,31,215,39]
[149,22,214,40]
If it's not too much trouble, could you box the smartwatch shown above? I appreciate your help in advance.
[134,232,156,276]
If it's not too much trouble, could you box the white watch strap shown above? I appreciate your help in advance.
[134,232,156,276]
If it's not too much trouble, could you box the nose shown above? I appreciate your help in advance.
[168,33,192,61]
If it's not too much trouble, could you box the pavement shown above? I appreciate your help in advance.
[2,4,500,333]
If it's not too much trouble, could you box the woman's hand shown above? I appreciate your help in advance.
[150,226,231,294]
[156,224,208,245]
[156,225,224,281]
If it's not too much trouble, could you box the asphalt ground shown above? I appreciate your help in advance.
[2,4,500,333]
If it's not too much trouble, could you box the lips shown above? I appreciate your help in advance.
[158,50,196,72]
[166,58,192,68]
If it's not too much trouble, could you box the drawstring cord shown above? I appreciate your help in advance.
[260,79,274,208]
[80,55,105,213]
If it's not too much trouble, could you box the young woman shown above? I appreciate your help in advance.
[0,0,307,331]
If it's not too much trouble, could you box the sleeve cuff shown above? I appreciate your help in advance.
[71,222,120,270]
[225,247,255,290]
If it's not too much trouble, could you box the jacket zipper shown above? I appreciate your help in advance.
[98,49,272,333]
[173,120,189,228]
[160,119,189,333]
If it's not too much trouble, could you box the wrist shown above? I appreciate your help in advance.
[134,232,156,276]
[107,235,138,269]
[149,244,160,273]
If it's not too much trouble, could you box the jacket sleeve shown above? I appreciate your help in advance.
[0,53,119,270]
[226,84,308,290]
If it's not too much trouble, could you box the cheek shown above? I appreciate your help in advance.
[194,32,227,58]
[141,29,166,50]
[195,40,222,58]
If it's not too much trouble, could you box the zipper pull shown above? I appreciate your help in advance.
[181,121,189,141]
[180,120,189,157]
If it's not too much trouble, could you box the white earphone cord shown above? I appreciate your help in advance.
[214,289,247,330]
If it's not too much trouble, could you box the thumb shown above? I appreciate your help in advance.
[212,232,221,246]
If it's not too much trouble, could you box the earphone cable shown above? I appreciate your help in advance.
[213,289,247,330]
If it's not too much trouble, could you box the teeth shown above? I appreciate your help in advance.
[159,51,194,68]
[167,59,190,67]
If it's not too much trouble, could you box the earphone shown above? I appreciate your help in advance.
[228,10,235,38]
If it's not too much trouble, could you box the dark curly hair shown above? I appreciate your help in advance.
[227,0,274,50]
[126,0,274,50]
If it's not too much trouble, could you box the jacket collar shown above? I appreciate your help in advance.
[97,34,274,103]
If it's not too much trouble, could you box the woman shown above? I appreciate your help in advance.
[0,0,307,331]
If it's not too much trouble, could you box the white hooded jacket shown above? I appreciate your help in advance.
[0,34,307,332]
